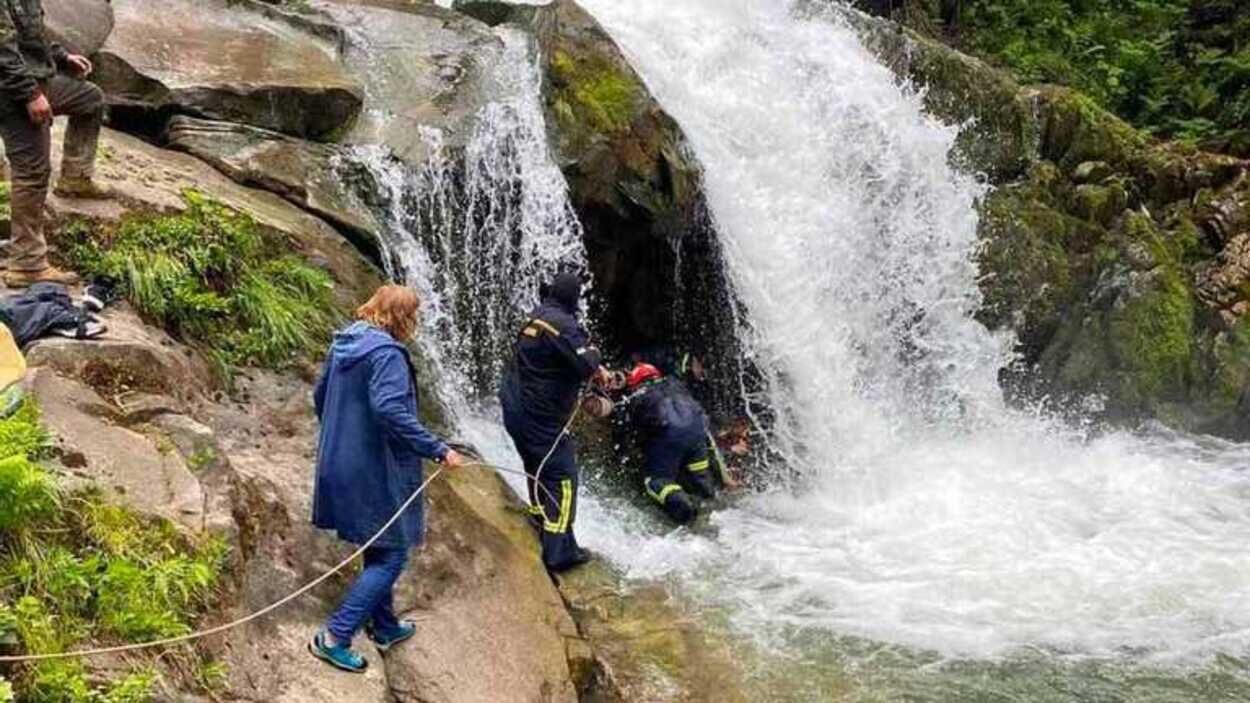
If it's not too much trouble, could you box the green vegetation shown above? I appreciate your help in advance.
[550,50,640,136]
[0,401,228,702]
[939,0,1250,154]
[61,190,338,370]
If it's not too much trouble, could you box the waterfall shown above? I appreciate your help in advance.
[574,0,1250,670]
[339,26,587,417]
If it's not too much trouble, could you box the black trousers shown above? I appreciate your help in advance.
[505,415,583,570]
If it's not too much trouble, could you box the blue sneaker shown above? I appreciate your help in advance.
[308,630,368,673]
[366,621,418,652]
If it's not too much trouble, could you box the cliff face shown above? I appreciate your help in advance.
[806,1,1250,438]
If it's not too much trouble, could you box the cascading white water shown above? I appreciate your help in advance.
[574,0,1250,668]
[344,26,587,415]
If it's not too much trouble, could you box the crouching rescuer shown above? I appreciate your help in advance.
[621,362,718,524]
[500,272,609,573]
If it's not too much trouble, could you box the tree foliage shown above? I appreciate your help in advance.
[915,0,1250,154]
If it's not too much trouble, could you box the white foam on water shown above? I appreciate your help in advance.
[573,0,1250,663]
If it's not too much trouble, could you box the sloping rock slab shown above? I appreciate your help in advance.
[95,0,362,140]
[47,125,383,310]
[164,116,381,249]
[44,0,114,55]
[557,564,750,702]
[26,304,213,402]
[386,468,583,703]
[28,367,205,532]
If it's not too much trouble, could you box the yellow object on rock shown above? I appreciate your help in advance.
[0,323,27,392]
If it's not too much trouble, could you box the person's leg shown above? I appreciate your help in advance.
[644,437,697,524]
[537,439,586,571]
[0,107,52,273]
[325,546,409,645]
[44,75,105,191]
[367,549,410,635]
[504,414,546,528]
[679,436,717,500]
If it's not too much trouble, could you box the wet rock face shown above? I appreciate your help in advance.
[556,563,752,703]
[94,0,363,140]
[817,1,1250,437]
[314,0,504,164]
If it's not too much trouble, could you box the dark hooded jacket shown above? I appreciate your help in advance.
[500,273,601,444]
[0,0,68,106]
[625,376,709,445]
[312,322,449,549]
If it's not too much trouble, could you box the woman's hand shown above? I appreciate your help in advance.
[442,449,467,468]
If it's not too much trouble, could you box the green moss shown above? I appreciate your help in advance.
[1212,318,1250,407]
[59,190,338,370]
[0,402,228,702]
[1039,86,1149,170]
[1070,183,1129,227]
[977,184,1107,352]
[1109,270,1195,405]
[549,49,640,136]
[187,446,217,473]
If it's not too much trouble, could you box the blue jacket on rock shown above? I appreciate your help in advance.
[312,322,449,550]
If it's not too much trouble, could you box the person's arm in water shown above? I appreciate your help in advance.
[367,348,463,466]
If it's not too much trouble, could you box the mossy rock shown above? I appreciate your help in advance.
[543,0,699,224]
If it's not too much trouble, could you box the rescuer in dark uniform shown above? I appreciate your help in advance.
[500,272,608,572]
[620,362,718,524]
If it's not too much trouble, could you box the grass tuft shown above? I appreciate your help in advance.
[61,190,338,370]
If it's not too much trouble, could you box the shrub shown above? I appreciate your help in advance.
[61,190,339,370]
[941,0,1250,155]
[0,402,55,533]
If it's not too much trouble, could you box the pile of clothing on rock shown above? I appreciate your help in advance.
[1,277,116,346]
[0,277,118,417]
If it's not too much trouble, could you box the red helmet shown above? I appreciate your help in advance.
[626,363,662,390]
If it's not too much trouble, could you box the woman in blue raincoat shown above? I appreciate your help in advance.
[308,284,465,673]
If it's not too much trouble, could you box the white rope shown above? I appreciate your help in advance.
[0,393,594,664]
[0,466,446,663]
[530,388,585,524]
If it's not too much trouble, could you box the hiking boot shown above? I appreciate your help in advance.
[365,621,418,653]
[308,630,368,673]
[53,177,114,200]
[4,266,79,288]
[547,547,594,574]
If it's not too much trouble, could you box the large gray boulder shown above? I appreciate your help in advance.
[164,116,382,259]
[44,0,114,55]
[93,0,363,140]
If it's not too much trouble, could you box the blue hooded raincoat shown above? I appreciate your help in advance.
[312,322,449,549]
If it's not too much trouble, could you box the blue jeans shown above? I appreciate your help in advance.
[325,546,408,644]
